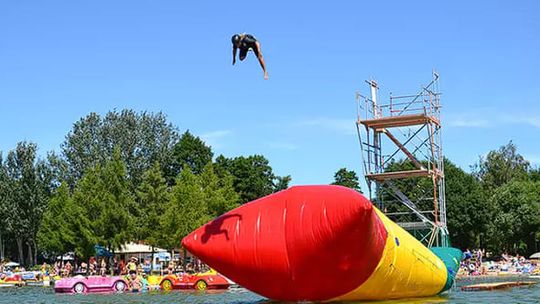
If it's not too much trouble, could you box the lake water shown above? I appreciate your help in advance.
[1,277,538,304]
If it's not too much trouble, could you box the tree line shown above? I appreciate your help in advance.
[0,109,537,264]
[380,142,540,256]
[0,110,290,265]
[453,142,539,255]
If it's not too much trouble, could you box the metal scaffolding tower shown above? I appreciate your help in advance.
[356,72,449,247]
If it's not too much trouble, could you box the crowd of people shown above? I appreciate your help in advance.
[6,249,538,286]
[39,255,208,278]
[2,255,211,292]
[0,261,25,274]
[458,249,539,277]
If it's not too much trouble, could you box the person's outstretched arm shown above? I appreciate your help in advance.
[232,46,237,65]
[254,42,268,80]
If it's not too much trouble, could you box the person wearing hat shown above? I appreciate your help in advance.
[231,33,268,80]
[126,257,137,273]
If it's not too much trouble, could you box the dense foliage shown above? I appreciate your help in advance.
[0,109,538,264]
[470,142,539,255]
[61,110,179,188]
[1,142,54,265]
[380,142,540,256]
[0,110,287,264]
[214,155,289,203]
[331,168,362,192]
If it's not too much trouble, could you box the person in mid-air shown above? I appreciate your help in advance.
[231,33,268,80]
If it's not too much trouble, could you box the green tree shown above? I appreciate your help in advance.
[0,154,11,261]
[445,159,488,249]
[136,162,170,251]
[200,163,240,217]
[161,164,240,251]
[331,168,362,192]
[171,131,213,177]
[46,151,70,188]
[274,175,292,191]
[473,141,529,190]
[4,142,53,265]
[95,149,134,251]
[486,180,540,255]
[37,183,77,257]
[214,155,279,203]
[70,149,134,257]
[71,165,105,258]
[162,168,211,250]
[529,167,540,182]
[61,110,179,188]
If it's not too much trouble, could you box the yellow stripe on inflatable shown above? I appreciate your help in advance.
[332,208,447,301]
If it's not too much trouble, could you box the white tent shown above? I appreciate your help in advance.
[5,262,20,267]
[530,252,540,259]
[117,243,167,254]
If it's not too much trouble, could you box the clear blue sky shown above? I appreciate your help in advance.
[1,1,539,187]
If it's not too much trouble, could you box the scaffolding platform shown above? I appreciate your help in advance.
[359,113,440,130]
[356,73,449,247]
[365,169,431,181]
[398,222,433,230]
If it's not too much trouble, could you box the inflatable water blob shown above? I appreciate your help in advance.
[182,185,461,301]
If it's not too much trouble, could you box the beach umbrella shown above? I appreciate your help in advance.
[5,262,20,267]
[530,252,540,259]
[94,245,113,257]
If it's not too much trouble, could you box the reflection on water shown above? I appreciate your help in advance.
[0,278,538,304]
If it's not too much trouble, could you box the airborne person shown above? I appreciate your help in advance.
[231,33,268,80]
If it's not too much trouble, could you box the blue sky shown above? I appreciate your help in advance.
[1,1,539,187]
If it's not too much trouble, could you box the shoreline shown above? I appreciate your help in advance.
[457,273,538,280]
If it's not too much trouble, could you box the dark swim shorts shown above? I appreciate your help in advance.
[239,34,259,59]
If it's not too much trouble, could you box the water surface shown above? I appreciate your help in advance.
[1,277,538,303]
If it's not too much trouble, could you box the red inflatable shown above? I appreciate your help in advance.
[182,185,387,301]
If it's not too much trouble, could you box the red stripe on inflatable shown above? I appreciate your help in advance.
[182,185,387,301]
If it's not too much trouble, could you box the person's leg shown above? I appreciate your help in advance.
[253,42,268,80]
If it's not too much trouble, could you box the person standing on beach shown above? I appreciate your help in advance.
[126,257,137,272]
[100,258,107,276]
